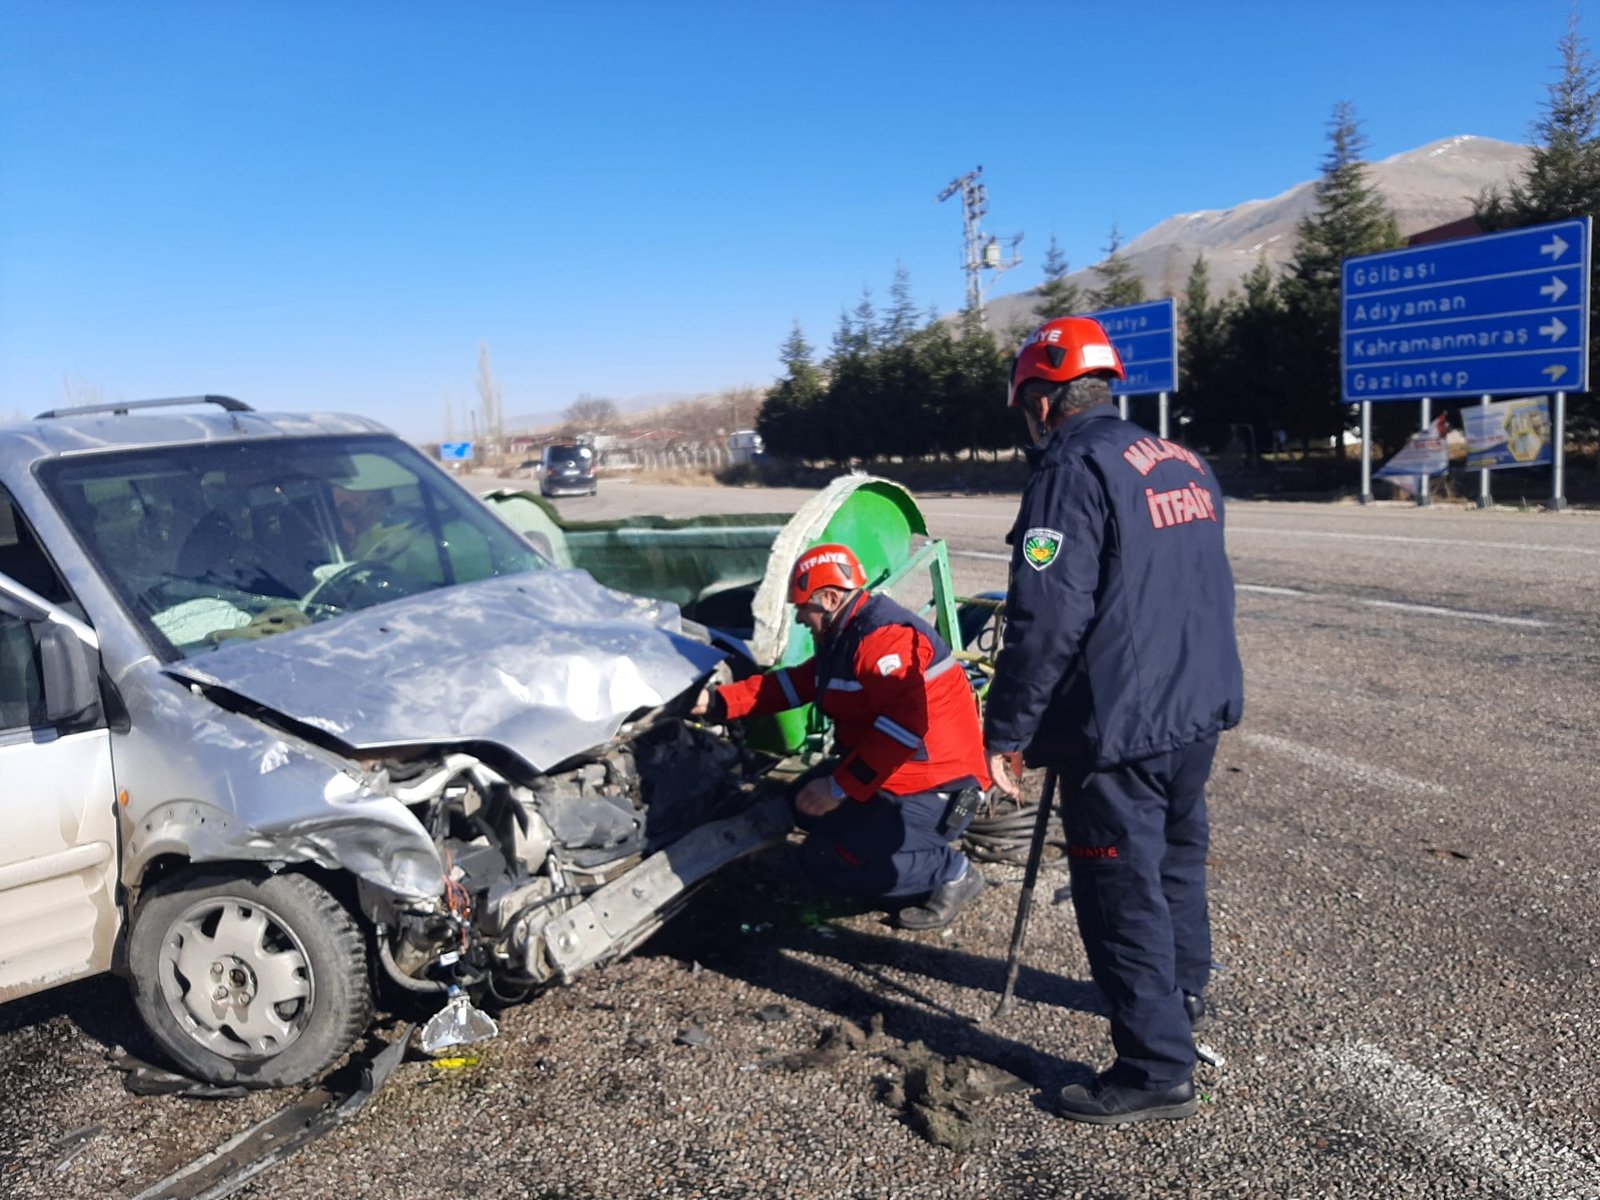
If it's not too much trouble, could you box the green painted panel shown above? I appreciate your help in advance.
[484,481,939,760]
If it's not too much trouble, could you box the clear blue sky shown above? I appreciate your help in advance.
[1,1,1591,441]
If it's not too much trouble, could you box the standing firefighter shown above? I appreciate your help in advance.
[984,317,1244,1124]
[696,543,991,930]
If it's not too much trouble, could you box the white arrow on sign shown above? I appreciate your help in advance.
[1540,233,1570,261]
[1540,276,1570,302]
[1542,364,1569,382]
[1540,316,1568,341]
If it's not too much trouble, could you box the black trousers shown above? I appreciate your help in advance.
[791,778,973,902]
[1061,735,1216,1088]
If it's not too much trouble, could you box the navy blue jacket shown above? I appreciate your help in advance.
[983,405,1244,770]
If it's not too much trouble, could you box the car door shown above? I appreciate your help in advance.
[0,488,119,1002]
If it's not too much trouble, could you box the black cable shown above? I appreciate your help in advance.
[499,887,588,940]
[960,797,1069,866]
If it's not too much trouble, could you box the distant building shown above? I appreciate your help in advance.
[1407,215,1484,247]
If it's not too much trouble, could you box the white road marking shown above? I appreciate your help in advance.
[1236,732,1450,796]
[920,505,1013,522]
[1229,525,1600,557]
[1357,597,1547,628]
[949,549,1011,561]
[1236,582,1549,628]
[1236,583,1308,597]
[955,566,1548,627]
[928,511,1600,562]
[1322,1042,1600,1200]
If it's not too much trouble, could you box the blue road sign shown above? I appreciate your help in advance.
[1084,298,1178,394]
[1341,217,1590,402]
[439,441,474,461]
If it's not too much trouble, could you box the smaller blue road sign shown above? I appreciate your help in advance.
[1084,298,1178,394]
[1341,217,1590,402]
[439,441,474,461]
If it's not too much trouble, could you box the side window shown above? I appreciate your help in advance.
[0,490,72,731]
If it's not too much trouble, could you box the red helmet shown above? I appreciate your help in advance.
[788,543,867,605]
[1008,316,1125,408]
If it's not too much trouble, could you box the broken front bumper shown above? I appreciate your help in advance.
[539,791,793,979]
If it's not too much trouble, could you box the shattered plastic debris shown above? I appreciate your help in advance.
[674,1023,711,1047]
[112,1048,248,1099]
[428,1056,481,1071]
[53,1124,103,1174]
[419,991,500,1055]
[122,1026,411,1199]
[754,1003,791,1023]
[1196,1041,1226,1069]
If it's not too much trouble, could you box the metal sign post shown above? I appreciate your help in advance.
[1477,395,1492,509]
[1553,392,1568,511]
[1418,398,1432,507]
[1360,401,1373,504]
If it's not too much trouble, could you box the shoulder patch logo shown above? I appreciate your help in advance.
[875,653,903,676]
[1022,528,1063,571]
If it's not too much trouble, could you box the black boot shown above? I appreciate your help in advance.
[895,866,985,930]
[1056,1073,1198,1125]
[1183,991,1207,1030]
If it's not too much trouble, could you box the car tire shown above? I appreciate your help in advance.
[127,868,373,1088]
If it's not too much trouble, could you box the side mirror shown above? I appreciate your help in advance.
[37,623,103,727]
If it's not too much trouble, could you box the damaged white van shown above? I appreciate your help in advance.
[0,396,789,1087]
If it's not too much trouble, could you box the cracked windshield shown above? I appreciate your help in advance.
[40,436,547,658]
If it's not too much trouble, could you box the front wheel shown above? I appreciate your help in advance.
[127,869,373,1088]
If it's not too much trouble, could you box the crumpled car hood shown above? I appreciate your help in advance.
[164,570,725,777]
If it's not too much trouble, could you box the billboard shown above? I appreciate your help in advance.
[1462,397,1554,470]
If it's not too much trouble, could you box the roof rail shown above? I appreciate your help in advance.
[34,394,254,420]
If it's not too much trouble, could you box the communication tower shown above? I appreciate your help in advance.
[936,165,1023,323]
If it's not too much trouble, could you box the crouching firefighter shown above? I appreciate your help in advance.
[693,543,990,930]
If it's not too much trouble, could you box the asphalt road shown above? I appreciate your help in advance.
[3,477,1596,1199]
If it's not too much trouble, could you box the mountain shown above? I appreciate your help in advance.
[982,135,1533,332]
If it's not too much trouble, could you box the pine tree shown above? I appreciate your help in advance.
[1205,258,1296,459]
[883,263,920,346]
[759,322,825,459]
[1478,11,1600,430]
[1278,101,1402,456]
[875,267,939,458]
[817,295,882,463]
[1087,225,1146,310]
[1480,12,1600,226]
[1177,254,1233,444]
[933,307,1011,458]
[1033,235,1083,321]
[851,289,880,354]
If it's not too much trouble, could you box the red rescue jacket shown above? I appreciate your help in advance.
[718,592,990,801]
